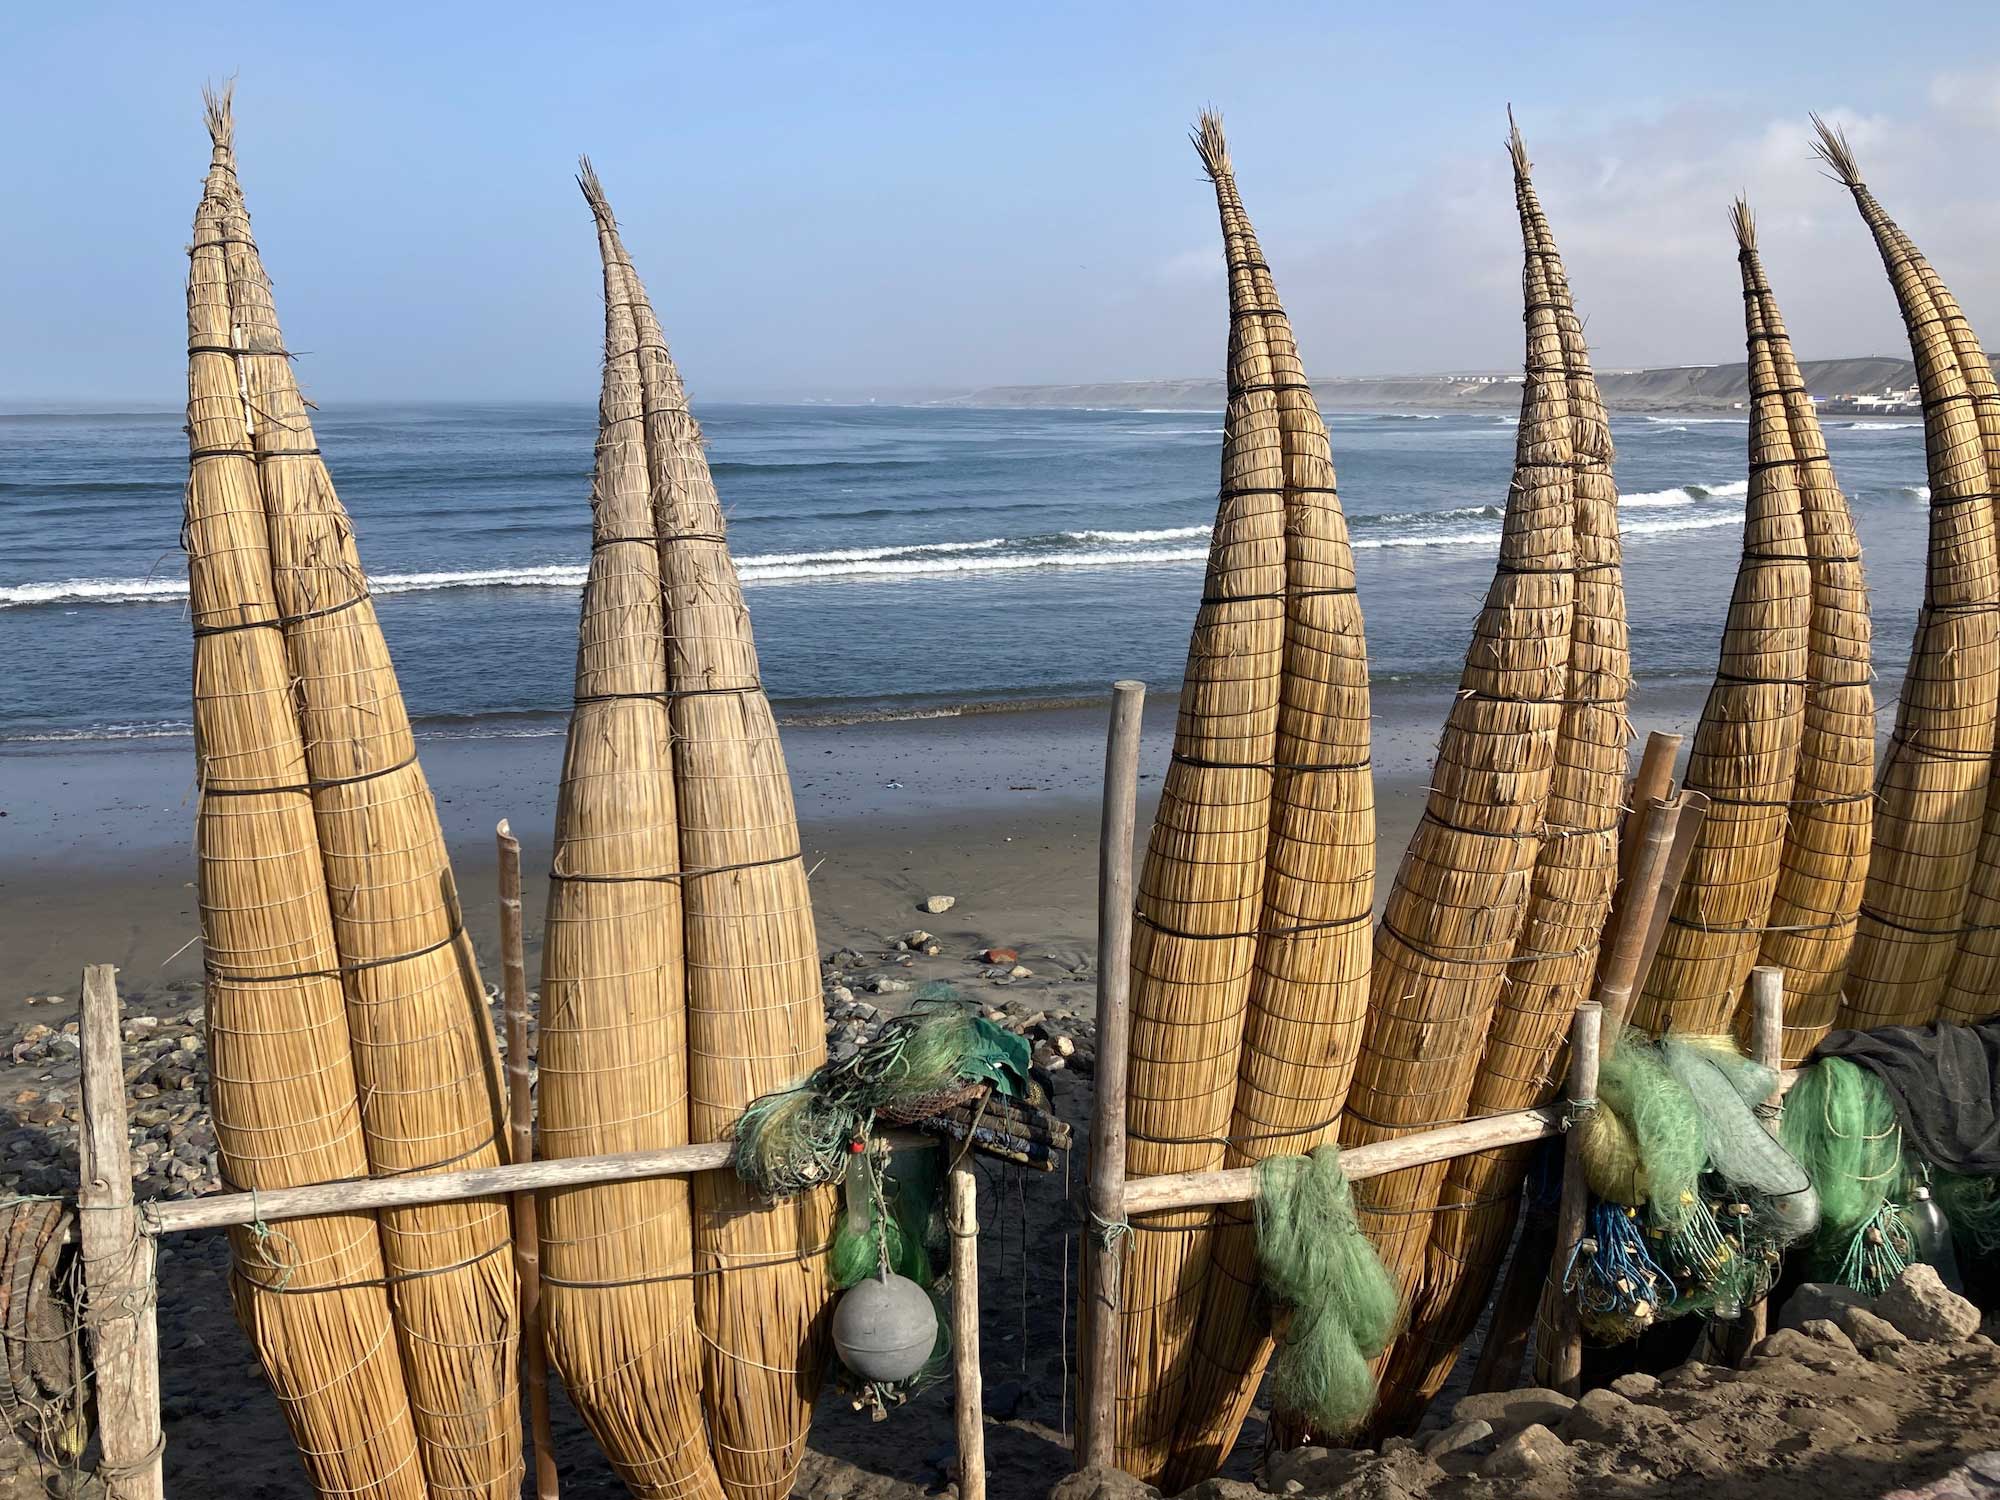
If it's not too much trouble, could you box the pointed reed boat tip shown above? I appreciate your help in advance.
[1810,114,1862,187]
[576,154,614,221]
[1190,109,1229,182]
[202,78,234,147]
[1506,108,1530,179]
[1731,197,1756,252]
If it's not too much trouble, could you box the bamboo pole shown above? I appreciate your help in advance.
[1537,1002,1603,1396]
[78,965,164,1500]
[1630,792,1713,1015]
[1595,798,1686,1029]
[1082,681,1145,1471]
[499,823,559,1500]
[1739,967,1786,1350]
[145,1135,926,1237]
[949,1169,985,1500]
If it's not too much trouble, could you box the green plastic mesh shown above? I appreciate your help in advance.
[1254,1146,1401,1437]
[830,1148,942,1291]
[1578,1038,1707,1231]
[1780,1057,1908,1285]
[1936,1170,2000,1255]
[733,986,1021,1199]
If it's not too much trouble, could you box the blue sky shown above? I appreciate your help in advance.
[2,1,1996,402]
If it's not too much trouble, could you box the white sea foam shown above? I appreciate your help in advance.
[1846,421,1921,430]
[1620,479,1747,509]
[1062,525,1213,543]
[1645,416,1748,424]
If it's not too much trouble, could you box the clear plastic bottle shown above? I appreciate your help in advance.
[1909,1182,1966,1295]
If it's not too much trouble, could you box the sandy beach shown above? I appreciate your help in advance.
[0,677,1714,1020]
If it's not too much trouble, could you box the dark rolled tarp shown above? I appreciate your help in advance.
[1815,1021,2000,1174]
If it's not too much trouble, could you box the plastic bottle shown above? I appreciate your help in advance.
[1909,1182,1966,1295]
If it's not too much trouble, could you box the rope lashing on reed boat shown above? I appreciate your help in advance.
[196,747,422,796]
[202,917,465,984]
[1129,906,1371,943]
[547,849,803,884]
[184,587,370,639]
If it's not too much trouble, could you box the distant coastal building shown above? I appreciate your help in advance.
[1817,384,1920,415]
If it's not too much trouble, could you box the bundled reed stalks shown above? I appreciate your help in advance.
[1813,120,2000,1029]
[1732,204,1875,1061]
[1338,133,1575,1319]
[1367,122,1629,1433]
[1159,114,1374,1489]
[1628,203,1813,1039]
[1109,115,1288,1484]
[185,99,426,1500]
[591,175,833,1500]
[201,90,521,1498]
[532,167,723,1500]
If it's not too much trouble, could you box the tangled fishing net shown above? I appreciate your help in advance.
[1780,1056,1913,1293]
[1254,1147,1400,1437]
[732,986,1030,1200]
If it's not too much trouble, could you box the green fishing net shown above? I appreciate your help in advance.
[1935,1170,2000,1256]
[733,985,1030,1199]
[1578,1036,1707,1232]
[1779,1056,1911,1290]
[1254,1147,1401,1437]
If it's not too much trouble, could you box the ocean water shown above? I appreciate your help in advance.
[0,402,1932,746]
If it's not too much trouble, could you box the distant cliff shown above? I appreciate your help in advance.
[927,356,1937,413]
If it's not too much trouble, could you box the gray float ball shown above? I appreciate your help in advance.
[831,1271,938,1384]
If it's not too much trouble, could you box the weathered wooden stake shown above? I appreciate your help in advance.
[1539,1002,1604,1396]
[77,964,164,1500]
[1594,796,1683,1031]
[498,822,558,1500]
[1081,679,1144,1471]
[1739,966,1786,1351]
[949,1167,986,1500]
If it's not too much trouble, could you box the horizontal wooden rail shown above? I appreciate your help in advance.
[142,1131,933,1236]
[1121,1066,1801,1217]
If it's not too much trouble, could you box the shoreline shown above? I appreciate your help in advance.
[0,677,1714,1013]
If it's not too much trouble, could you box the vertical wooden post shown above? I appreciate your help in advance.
[1081,680,1144,1471]
[77,964,164,1500]
[948,1166,986,1500]
[1739,966,1786,1351]
[498,822,558,1500]
[1593,797,1682,1032]
[1538,1002,1603,1396]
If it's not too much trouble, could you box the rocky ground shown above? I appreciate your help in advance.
[6,909,2000,1500]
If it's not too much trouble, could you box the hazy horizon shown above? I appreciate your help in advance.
[3,2,1997,407]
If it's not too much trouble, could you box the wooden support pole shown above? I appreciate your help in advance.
[77,965,164,1500]
[1634,790,1711,1002]
[1739,967,1786,1352]
[1081,679,1144,1471]
[142,1133,935,1236]
[1539,1002,1604,1396]
[498,822,558,1500]
[949,1167,986,1500]
[1594,796,1683,1032]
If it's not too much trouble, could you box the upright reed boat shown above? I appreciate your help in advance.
[1814,121,2000,1031]
[1156,114,1375,1490]
[184,89,427,1500]
[1107,113,1290,1484]
[1367,121,1629,1433]
[533,168,724,1500]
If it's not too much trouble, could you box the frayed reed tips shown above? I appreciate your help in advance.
[1190,109,1230,183]
[576,155,613,222]
[1731,197,1756,253]
[1507,105,1530,180]
[202,80,234,148]
[1810,115,1862,187]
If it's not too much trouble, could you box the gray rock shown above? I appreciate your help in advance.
[1423,1418,1493,1458]
[1799,1317,1860,1355]
[1009,964,1034,979]
[1837,1306,1907,1355]
[828,985,854,1005]
[1877,1264,1982,1343]
[867,977,911,996]
[922,895,956,915]
[1778,1280,1870,1330]
[1607,1371,1660,1401]
[1172,1481,1261,1500]
[1451,1386,1575,1434]
[1753,1326,1855,1366]
[1561,1386,1677,1448]
[1480,1423,1566,1477]
[1262,1447,1370,1495]
[1047,1466,1159,1500]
